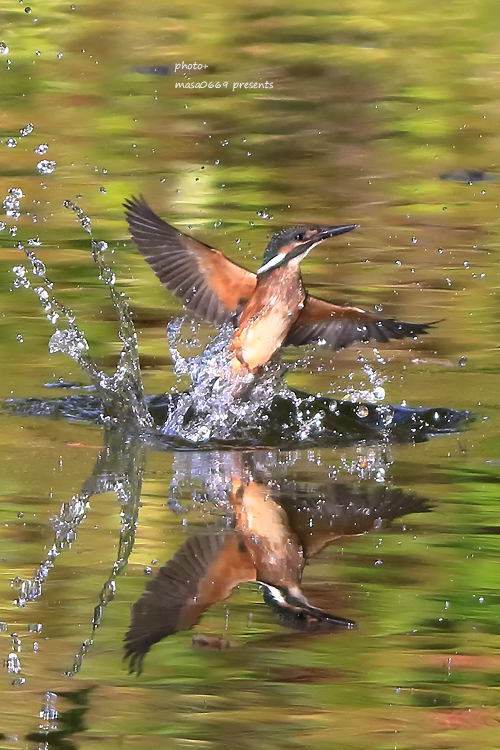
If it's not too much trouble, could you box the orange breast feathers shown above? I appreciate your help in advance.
[230,268,305,373]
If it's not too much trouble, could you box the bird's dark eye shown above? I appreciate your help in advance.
[294,232,304,241]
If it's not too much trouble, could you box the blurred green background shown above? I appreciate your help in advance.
[1,0,500,747]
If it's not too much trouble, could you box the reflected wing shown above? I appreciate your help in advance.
[277,483,430,559]
[124,196,257,325]
[285,295,435,349]
[124,531,256,674]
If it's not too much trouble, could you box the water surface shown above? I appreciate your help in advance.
[1,0,500,747]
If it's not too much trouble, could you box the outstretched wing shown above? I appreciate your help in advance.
[285,295,436,349]
[124,531,256,674]
[278,482,430,559]
[124,196,257,325]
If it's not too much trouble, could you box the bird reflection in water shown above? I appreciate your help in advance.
[125,453,429,673]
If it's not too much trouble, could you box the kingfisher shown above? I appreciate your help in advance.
[124,470,429,673]
[125,196,433,376]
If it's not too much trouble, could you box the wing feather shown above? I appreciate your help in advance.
[124,530,256,674]
[285,295,435,350]
[125,195,257,325]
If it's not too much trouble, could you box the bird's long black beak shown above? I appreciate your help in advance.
[319,224,359,240]
[289,224,358,261]
[261,584,357,632]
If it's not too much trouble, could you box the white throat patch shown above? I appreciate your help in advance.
[257,252,285,275]
[257,240,321,275]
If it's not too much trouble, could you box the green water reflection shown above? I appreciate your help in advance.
[1,0,500,747]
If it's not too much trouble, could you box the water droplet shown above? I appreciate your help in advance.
[19,123,34,137]
[412,237,417,244]
[6,653,21,673]
[12,265,30,289]
[16,334,23,343]
[6,138,17,148]
[24,5,31,12]
[99,186,106,194]
[37,159,56,174]
[39,703,58,721]
[355,404,369,418]
[57,52,63,59]
[459,356,467,367]
[0,42,9,55]
[34,143,48,155]
[49,329,89,355]
[377,405,393,426]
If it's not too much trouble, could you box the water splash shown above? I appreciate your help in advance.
[8,201,470,446]
[13,492,89,609]
[162,319,291,442]
[13,200,152,428]
[167,450,249,513]
[10,425,145,676]
[160,319,394,444]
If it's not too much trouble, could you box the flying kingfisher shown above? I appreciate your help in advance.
[125,196,433,376]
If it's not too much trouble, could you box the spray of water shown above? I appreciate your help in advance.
[12,199,153,428]
[162,318,297,442]
[8,197,469,445]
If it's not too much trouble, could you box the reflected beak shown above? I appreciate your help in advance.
[262,584,357,632]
